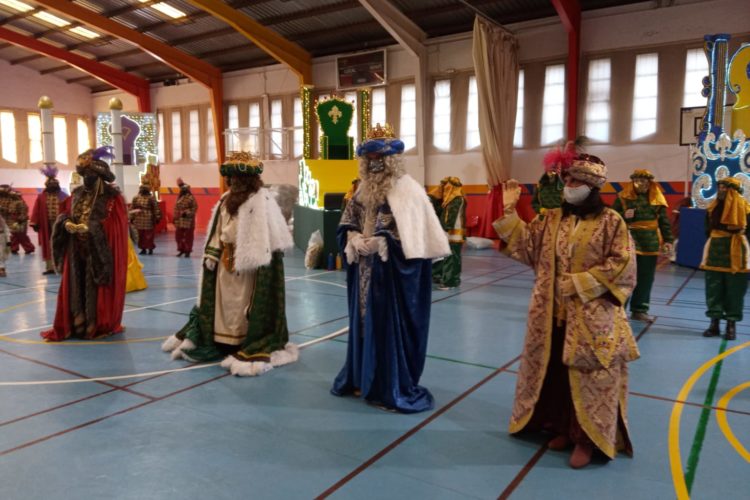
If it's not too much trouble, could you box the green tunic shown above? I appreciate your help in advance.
[611,193,673,255]
[531,174,563,215]
[432,196,465,288]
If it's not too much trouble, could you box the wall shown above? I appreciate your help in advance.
[0,59,93,187]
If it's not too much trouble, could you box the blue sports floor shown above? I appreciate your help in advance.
[0,233,748,499]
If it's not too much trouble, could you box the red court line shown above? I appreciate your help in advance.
[315,355,522,499]
[666,269,697,306]
[0,347,156,401]
[497,443,548,499]
[0,372,170,428]
[0,373,228,457]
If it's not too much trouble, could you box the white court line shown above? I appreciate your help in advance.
[0,327,349,386]
[0,271,339,339]
[295,278,347,289]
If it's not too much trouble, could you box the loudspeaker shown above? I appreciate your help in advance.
[324,192,345,210]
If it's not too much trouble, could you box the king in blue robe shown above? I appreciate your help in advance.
[331,124,450,413]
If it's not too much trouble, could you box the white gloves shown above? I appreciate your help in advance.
[345,233,388,263]
[204,258,217,271]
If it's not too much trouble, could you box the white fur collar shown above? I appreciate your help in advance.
[234,188,293,272]
[387,175,450,260]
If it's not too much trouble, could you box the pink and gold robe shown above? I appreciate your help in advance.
[494,207,640,458]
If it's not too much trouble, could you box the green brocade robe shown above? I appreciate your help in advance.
[175,197,290,363]
[612,193,673,255]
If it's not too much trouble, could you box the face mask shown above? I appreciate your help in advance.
[563,184,591,205]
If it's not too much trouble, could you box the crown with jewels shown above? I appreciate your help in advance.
[365,123,395,140]
[220,151,264,177]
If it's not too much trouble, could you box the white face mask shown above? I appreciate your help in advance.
[563,185,591,205]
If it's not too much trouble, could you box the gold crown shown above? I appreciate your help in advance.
[365,123,395,140]
[225,151,262,166]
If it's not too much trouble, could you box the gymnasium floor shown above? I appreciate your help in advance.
[0,233,748,499]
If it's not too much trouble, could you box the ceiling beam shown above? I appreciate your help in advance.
[32,0,225,166]
[184,0,312,84]
[0,26,151,111]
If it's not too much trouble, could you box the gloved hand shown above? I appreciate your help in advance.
[368,236,388,261]
[559,273,577,298]
[204,258,217,271]
[349,233,372,256]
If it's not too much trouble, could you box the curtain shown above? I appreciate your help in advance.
[472,16,519,237]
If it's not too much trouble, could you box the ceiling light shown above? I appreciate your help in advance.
[0,0,33,13]
[69,26,100,39]
[139,1,186,20]
[33,11,71,28]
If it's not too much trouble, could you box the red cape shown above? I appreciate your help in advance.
[42,194,128,341]
[30,191,68,261]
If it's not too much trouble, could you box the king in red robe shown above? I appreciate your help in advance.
[30,166,69,275]
[42,147,129,341]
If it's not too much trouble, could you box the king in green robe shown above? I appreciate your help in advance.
[162,152,298,376]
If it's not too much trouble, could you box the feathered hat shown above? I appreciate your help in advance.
[76,146,116,182]
[543,141,577,174]
[356,123,404,157]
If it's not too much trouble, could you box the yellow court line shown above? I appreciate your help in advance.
[669,340,750,500]
[0,298,46,314]
[715,381,750,463]
[0,335,168,346]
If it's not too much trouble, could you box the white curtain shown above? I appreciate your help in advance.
[472,16,519,187]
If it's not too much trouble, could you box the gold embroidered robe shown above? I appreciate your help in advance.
[494,207,640,458]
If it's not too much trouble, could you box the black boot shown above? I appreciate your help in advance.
[176,252,184,257]
[184,252,190,258]
[148,249,153,255]
[725,320,737,341]
[703,318,721,337]
[139,249,146,255]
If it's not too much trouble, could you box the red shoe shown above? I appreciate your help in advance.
[569,442,594,469]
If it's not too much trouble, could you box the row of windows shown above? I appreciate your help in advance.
[3,48,710,167]
[0,112,90,165]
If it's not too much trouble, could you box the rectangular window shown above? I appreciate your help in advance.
[228,104,239,130]
[249,102,260,129]
[1,111,17,163]
[171,111,182,162]
[585,59,611,142]
[157,112,165,164]
[371,87,386,128]
[206,109,217,162]
[514,70,525,147]
[541,64,565,145]
[345,91,358,146]
[684,48,709,107]
[76,118,90,154]
[270,98,282,157]
[28,113,42,163]
[293,97,303,158]
[433,79,451,151]
[466,77,480,150]
[188,110,200,161]
[53,116,67,165]
[400,84,416,151]
[632,53,659,140]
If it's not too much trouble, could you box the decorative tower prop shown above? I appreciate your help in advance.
[38,96,55,171]
[690,35,750,208]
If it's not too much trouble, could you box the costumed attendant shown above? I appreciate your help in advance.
[41,147,128,341]
[332,124,450,413]
[0,214,9,277]
[700,177,750,341]
[130,183,161,255]
[531,142,575,218]
[494,154,639,468]
[30,166,68,275]
[428,176,466,290]
[174,178,197,257]
[163,152,297,376]
[0,185,35,255]
[612,169,674,322]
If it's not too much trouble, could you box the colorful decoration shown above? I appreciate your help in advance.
[315,95,354,160]
[358,87,371,142]
[302,85,313,160]
[96,112,157,166]
[691,35,750,208]
[140,163,161,201]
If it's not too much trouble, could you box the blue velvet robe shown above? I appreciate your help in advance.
[331,196,434,413]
